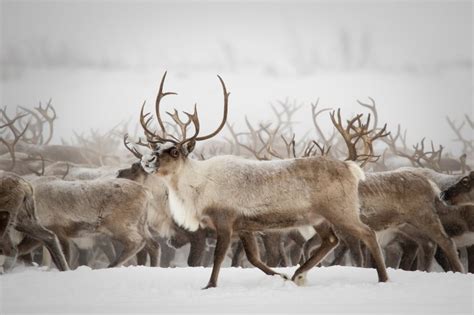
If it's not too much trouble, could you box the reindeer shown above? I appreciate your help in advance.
[0,171,69,271]
[131,72,388,288]
[371,168,474,272]
[6,176,157,269]
[303,101,464,273]
[117,140,216,268]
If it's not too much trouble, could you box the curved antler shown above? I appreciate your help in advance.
[195,75,229,141]
[123,134,143,159]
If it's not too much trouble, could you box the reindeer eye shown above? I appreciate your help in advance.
[461,177,470,186]
[170,148,179,158]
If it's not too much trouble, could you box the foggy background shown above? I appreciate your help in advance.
[1,0,472,155]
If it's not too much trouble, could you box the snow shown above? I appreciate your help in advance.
[1,266,472,314]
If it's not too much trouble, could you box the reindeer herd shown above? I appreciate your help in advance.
[0,73,473,289]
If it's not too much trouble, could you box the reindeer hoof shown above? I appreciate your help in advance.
[202,282,217,290]
[293,272,307,286]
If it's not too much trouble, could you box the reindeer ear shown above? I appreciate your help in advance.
[184,140,196,154]
[469,171,474,179]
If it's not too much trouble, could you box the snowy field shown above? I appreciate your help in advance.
[1,266,473,314]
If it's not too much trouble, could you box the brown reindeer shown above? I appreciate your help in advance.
[0,171,69,271]
[4,175,157,269]
[133,72,388,288]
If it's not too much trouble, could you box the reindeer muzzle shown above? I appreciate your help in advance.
[141,154,159,174]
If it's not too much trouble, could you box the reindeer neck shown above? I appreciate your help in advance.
[159,158,205,199]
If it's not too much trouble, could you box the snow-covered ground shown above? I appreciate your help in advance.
[1,266,472,314]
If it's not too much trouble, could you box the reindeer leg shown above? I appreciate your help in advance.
[286,230,306,265]
[15,223,69,271]
[398,238,419,271]
[434,247,451,271]
[302,233,321,261]
[333,219,388,282]
[261,232,281,267]
[291,221,339,286]
[136,248,148,265]
[146,238,160,267]
[159,237,175,267]
[408,214,464,273]
[467,245,474,274]
[188,230,205,267]
[329,242,348,266]
[384,240,403,269]
[341,234,363,267]
[136,238,160,267]
[203,227,232,289]
[99,240,118,266]
[108,233,146,268]
[231,240,244,267]
[16,236,41,256]
[239,231,288,280]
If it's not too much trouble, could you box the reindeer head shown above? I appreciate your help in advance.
[124,72,229,176]
[441,171,474,206]
[117,161,148,183]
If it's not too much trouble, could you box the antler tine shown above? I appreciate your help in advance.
[17,106,43,144]
[140,101,176,145]
[34,99,56,145]
[274,98,302,133]
[195,75,229,141]
[302,141,315,157]
[384,124,400,149]
[0,121,30,171]
[373,123,390,140]
[0,112,28,131]
[280,133,296,158]
[123,134,143,159]
[0,108,25,136]
[155,71,178,136]
[182,104,200,146]
[446,116,473,153]
[135,137,151,147]
[330,109,358,161]
[312,140,331,156]
[311,98,332,143]
[166,109,188,141]
[165,104,200,146]
[357,97,378,129]
[258,123,283,159]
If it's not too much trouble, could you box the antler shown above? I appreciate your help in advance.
[330,108,389,167]
[35,99,56,145]
[301,140,331,157]
[123,134,143,159]
[139,72,229,149]
[311,98,334,144]
[194,75,229,141]
[446,116,473,153]
[230,118,272,160]
[270,98,302,135]
[384,124,408,154]
[0,113,30,170]
[357,97,378,130]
